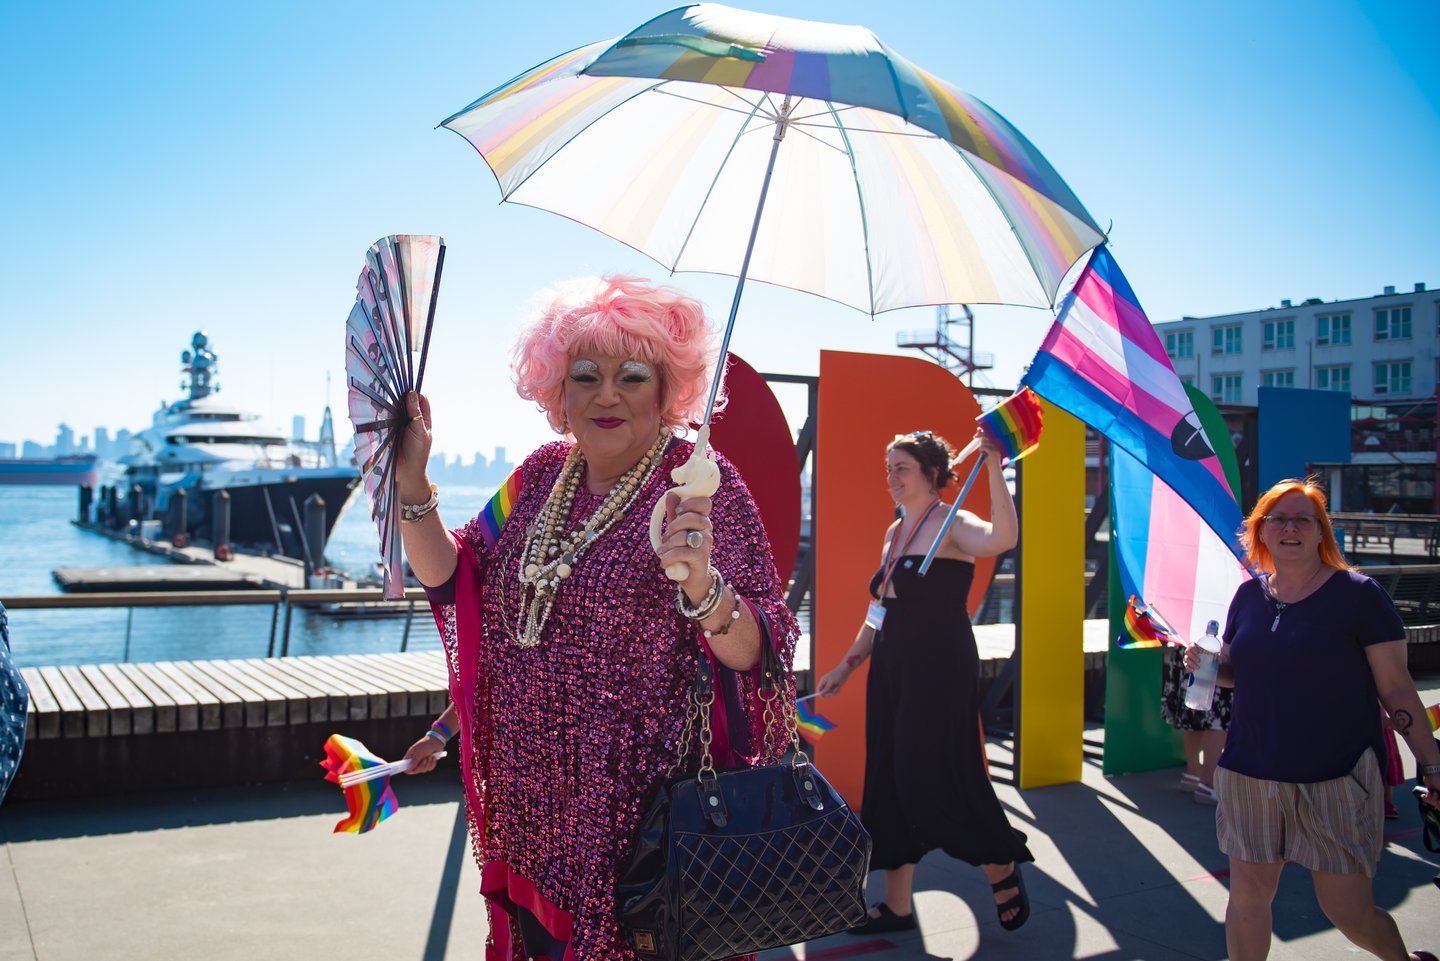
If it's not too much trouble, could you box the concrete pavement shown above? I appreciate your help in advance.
[2,683,1437,961]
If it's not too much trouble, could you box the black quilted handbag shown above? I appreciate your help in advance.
[617,615,871,961]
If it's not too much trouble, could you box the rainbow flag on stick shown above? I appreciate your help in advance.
[1116,595,1183,650]
[320,734,400,834]
[977,387,1045,465]
[795,699,837,745]
[919,389,1044,576]
[1426,703,1440,733]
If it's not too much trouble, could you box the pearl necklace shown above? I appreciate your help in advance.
[508,432,670,648]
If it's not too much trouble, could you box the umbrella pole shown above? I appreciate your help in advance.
[700,98,793,430]
[649,100,794,582]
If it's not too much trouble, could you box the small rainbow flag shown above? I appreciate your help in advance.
[1117,595,1183,650]
[977,388,1045,464]
[320,734,399,834]
[1426,703,1440,733]
[795,699,837,745]
[477,466,524,547]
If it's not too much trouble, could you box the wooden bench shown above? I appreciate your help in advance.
[18,651,449,741]
[10,652,453,801]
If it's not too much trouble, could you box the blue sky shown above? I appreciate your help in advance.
[4,0,1436,462]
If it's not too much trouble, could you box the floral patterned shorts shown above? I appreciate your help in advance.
[1160,644,1232,732]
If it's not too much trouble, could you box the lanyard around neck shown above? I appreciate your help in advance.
[878,498,942,596]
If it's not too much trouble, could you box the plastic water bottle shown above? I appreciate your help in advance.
[1183,620,1223,712]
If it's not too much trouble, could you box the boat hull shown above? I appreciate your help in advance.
[112,469,362,561]
[200,474,361,557]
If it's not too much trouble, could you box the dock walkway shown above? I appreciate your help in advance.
[66,519,308,589]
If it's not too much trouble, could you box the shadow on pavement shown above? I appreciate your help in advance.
[0,768,463,842]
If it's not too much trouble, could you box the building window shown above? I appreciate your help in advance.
[1165,330,1194,359]
[1262,369,1295,388]
[1262,318,1294,350]
[1316,365,1351,392]
[1317,312,1351,345]
[1179,373,1195,387]
[1374,306,1412,341]
[1374,360,1412,395]
[1212,325,1242,354]
[1211,373,1242,404]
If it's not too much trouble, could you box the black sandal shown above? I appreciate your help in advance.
[847,902,917,935]
[991,864,1031,931]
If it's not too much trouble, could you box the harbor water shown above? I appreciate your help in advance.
[0,485,495,668]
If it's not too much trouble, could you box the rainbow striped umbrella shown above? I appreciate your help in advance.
[443,3,1103,423]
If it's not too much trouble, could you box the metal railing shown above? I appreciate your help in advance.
[1332,513,1440,561]
[1,588,430,660]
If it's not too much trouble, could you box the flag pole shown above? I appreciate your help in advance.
[919,441,985,576]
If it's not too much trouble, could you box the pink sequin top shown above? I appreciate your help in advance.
[428,438,798,961]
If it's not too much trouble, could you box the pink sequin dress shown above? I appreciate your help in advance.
[427,438,798,961]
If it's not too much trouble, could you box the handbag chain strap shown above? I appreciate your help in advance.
[669,605,810,780]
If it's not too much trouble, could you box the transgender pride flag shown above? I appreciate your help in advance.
[1021,246,1245,557]
[1112,445,1251,646]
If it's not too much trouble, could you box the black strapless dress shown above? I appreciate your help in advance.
[862,556,1033,870]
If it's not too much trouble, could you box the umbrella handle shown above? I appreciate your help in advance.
[649,425,722,581]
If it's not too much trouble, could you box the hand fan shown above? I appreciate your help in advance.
[344,235,445,598]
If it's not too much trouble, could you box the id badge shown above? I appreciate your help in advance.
[864,601,886,630]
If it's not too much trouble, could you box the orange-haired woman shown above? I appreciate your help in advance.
[1187,478,1440,961]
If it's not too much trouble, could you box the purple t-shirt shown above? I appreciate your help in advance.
[1218,569,1406,783]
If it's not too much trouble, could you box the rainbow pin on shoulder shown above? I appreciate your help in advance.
[478,466,525,548]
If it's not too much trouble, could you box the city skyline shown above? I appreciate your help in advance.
[1,420,514,482]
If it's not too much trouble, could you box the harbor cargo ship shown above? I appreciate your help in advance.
[0,454,99,486]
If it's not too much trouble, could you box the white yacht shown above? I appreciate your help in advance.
[119,332,360,558]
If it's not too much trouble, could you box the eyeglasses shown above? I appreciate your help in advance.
[1263,513,1318,531]
[909,430,933,440]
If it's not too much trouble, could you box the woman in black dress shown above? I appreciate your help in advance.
[816,429,1034,933]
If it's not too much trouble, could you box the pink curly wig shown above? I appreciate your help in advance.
[511,276,724,434]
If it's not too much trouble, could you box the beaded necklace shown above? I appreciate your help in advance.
[504,431,671,648]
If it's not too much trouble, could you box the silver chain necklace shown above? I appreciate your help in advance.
[1266,566,1325,632]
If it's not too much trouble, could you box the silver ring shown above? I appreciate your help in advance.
[685,530,704,549]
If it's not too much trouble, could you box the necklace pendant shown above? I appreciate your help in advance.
[1270,607,1284,632]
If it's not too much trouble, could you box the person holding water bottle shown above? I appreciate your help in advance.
[1186,477,1440,961]
[1163,617,1232,805]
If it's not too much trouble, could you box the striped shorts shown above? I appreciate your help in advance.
[1215,749,1383,877]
